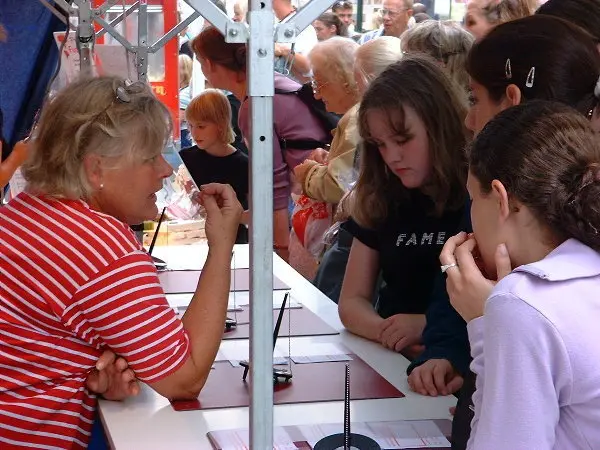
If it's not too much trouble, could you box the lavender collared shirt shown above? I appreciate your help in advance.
[467,239,600,449]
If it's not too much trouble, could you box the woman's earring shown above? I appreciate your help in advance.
[99,183,104,190]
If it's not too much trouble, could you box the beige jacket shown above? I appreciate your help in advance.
[302,104,359,204]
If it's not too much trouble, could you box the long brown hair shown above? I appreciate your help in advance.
[470,101,600,251]
[353,55,469,228]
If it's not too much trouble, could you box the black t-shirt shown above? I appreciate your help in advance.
[179,145,249,243]
[342,191,466,318]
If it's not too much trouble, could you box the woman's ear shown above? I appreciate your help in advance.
[82,154,104,191]
[504,84,522,107]
[491,179,511,222]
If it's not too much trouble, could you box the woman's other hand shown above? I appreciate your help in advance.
[86,350,139,401]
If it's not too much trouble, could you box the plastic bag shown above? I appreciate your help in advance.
[291,194,332,258]
[156,140,206,221]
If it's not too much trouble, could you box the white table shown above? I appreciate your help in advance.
[99,244,457,449]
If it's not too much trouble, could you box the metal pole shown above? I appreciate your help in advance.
[247,0,275,448]
[76,0,95,77]
[136,0,149,82]
[356,0,364,32]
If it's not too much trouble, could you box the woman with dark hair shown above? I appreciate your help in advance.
[536,0,600,43]
[466,14,600,134]
[442,100,600,449]
[313,12,347,41]
[337,54,470,352]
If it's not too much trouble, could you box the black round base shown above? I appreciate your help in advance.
[313,433,381,450]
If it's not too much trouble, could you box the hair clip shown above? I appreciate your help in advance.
[115,85,132,103]
[505,58,512,80]
[525,66,535,88]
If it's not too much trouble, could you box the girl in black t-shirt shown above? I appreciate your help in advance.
[179,89,249,243]
[338,55,469,354]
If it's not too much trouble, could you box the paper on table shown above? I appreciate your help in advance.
[297,420,450,449]
[208,427,298,450]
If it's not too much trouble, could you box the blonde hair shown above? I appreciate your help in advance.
[185,89,235,144]
[23,76,172,200]
[481,0,537,24]
[401,20,474,92]
[309,37,360,100]
[354,36,403,91]
[179,54,193,88]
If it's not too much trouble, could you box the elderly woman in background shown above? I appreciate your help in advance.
[313,36,404,303]
[401,20,474,94]
[290,37,360,278]
[0,76,242,449]
[463,0,537,40]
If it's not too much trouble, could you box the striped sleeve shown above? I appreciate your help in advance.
[63,251,191,383]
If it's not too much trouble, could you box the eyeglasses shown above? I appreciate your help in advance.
[311,79,329,94]
[380,7,408,18]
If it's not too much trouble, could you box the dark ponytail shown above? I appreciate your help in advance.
[469,101,600,251]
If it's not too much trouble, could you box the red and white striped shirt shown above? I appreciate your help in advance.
[0,193,190,449]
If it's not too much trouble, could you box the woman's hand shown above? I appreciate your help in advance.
[440,232,512,322]
[408,359,464,397]
[294,160,318,185]
[86,350,139,401]
[308,148,329,164]
[198,183,243,251]
[377,314,425,352]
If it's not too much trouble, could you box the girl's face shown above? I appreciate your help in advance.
[465,79,507,135]
[467,171,503,275]
[188,120,221,149]
[366,105,431,189]
[464,0,494,41]
[313,20,337,41]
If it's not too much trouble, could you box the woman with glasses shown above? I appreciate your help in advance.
[290,37,360,278]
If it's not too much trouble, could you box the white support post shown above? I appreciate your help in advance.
[136,0,149,82]
[246,0,275,447]
[75,0,95,77]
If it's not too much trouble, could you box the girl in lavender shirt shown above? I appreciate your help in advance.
[441,101,600,449]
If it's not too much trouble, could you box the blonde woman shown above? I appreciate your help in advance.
[313,36,404,302]
[401,20,474,93]
[0,76,242,449]
[464,0,538,40]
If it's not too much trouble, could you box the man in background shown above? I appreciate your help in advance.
[359,0,413,44]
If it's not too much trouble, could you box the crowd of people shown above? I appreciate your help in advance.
[1,0,600,448]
